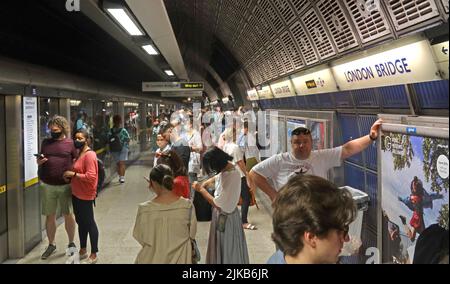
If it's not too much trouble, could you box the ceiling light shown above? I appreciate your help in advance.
[142,44,159,55]
[164,70,175,76]
[107,8,143,36]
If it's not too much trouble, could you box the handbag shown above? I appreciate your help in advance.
[188,203,201,264]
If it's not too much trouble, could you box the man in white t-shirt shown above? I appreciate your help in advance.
[249,119,382,202]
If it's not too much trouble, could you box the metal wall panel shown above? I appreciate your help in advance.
[0,96,7,262]
[379,85,410,109]
[344,162,365,190]
[333,91,354,108]
[413,80,449,109]
[305,94,320,109]
[5,95,25,258]
[352,88,380,108]
[317,93,335,108]
[338,114,364,165]
[359,115,378,171]
[295,95,309,109]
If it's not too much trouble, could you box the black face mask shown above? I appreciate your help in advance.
[74,140,85,149]
[51,132,62,140]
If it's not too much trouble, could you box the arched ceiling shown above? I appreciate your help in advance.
[164,0,448,94]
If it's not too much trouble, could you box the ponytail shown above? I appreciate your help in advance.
[149,164,174,191]
[162,175,174,191]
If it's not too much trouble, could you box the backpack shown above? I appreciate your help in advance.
[108,128,123,152]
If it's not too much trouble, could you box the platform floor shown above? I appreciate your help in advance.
[11,152,276,264]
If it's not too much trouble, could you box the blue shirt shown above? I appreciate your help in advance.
[267,250,286,264]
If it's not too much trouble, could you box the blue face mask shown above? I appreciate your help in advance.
[74,140,85,149]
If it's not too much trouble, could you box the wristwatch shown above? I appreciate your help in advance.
[369,134,377,141]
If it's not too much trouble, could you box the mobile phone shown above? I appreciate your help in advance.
[34,153,44,159]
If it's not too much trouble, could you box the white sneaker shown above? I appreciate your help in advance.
[119,177,125,183]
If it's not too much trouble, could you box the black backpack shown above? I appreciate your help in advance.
[108,128,123,152]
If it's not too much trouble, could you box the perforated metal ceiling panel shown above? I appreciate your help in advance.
[164,0,446,89]
[252,5,278,40]
[384,0,441,31]
[280,30,305,70]
[442,0,449,13]
[272,0,298,25]
[344,0,392,43]
[301,8,337,59]
[259,0,286,34]
[290,0,312,15]
[317,0,360,52]
[274,38,295,74]
[266,43,285,76]
[290,21,319,65]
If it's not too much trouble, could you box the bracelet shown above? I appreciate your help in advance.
[369,134,377,141]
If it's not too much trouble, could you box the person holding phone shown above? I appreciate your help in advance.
[37,116,78,260]
[192,147,249,264]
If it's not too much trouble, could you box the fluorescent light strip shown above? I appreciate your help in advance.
[142,44,159,55]
[107,8,143,36]
[164,70,175,76]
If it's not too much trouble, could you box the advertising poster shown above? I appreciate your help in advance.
[308,121,326,150]
[381,132,449,264]
[286,118,306,153]
[23,97,39,188]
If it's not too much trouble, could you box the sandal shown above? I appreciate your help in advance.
[243,223,257,230]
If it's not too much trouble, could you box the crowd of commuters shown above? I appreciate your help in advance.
[36,105,447,265]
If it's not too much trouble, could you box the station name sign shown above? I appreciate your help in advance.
[143,82,204,92]
[332,40,441,90]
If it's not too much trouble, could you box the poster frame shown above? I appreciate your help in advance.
[377,114,449,263]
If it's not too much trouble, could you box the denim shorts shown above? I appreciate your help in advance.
[111,147,129,162]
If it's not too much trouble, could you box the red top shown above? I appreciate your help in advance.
[71,151,98,201]
[172,176,190,199]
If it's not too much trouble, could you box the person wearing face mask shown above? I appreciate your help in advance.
[37,115,78,260]
[133,164,197,264]
[63,129,99,264]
